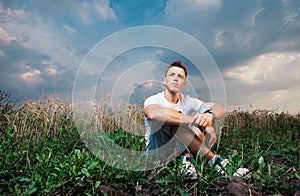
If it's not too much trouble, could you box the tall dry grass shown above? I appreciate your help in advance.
[223,109,300,131]
[72,94,146,137]
[3,96,73,148]
[1,90,299,150]
[1,92,146,150]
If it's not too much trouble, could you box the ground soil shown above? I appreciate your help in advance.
[95,174,300,196]
[93,155,300,195]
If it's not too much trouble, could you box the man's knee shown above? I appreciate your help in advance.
[191,126,205,141]
[171,126,199,141]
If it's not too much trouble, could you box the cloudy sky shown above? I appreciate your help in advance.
[0,0,299,114]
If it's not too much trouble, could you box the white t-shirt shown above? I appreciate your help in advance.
[144,92,211,145]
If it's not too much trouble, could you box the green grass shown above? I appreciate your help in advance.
[0,91,299,195]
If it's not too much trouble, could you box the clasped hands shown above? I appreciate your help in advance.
[189,113,217,147]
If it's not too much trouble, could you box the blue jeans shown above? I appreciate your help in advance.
[146,125,186,162]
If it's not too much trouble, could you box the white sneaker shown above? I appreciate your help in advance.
[181,156,197,179]
[233,167,250,178]
[210,155,229,175]
[210,155,250,178]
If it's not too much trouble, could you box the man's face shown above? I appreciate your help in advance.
[164,66,187,94]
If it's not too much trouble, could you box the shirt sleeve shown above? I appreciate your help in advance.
[185,96,212,114]
[144,95,160,109]
[198,104,212,114]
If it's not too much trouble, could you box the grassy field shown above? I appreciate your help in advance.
[0,90,299,195]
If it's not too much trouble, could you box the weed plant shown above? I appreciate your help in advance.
[0,91,299,195]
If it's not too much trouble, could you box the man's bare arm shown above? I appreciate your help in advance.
[144,102,226,128]
[203,102,226,119]
[144,104,194,126]
[190,102,226,128]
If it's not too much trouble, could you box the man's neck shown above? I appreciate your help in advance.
[164,90,180,104]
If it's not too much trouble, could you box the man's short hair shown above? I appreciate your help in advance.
[165,61,187,78]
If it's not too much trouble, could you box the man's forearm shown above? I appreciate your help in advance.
[144,105,193,126]
[206,103,226,119]
[211,103,226,119]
